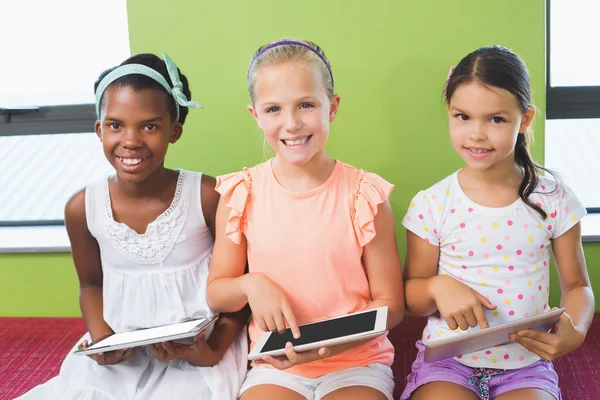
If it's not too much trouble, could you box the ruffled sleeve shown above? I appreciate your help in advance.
[351,170,394,246]
[215,168,251,244]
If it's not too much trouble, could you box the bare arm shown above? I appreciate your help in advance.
[65,189,113,342]
[403,230,441,316]
[552,222,595,333]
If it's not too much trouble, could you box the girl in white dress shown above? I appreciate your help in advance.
[17,53,248,400]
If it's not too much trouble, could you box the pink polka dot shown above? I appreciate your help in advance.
[519,356,525,361]
[547,225,553,230]
[468,207,474,212]
[529,252,535,257]
[538,285,542,291]
[450,208,456,214]
[503,354,510,360]
[496,245,503,250]
[523,224,529,229]
[509,310,515,316]
[424,238,430,243]
[518,294,524,300]
[472,356,478,361]
[505,235,511,240]
[462,265,467,269]
[418,214,424,220]
[536,202,542,207]
[477,268,483,275]
[543,261,547,266]
[460,223,466,229]
[507,220,513,226]
[468,251,474,257]
[456,354,462,359]
[505,280,511,285]
[516,250,522,255]
[551,211,557,218]
[524,312,529,317]
[524,268,529,274]
[542,275,545,280]
[484,253,490,259]
[544,304,548,310]
[451,245,456,250]
[433,229,438,235]
[427,334,431,340]
[530,296,535,301]
[541,185,546,190]
[508,266,514,271]
[540,244,544,249]
[564,206,569,212]
[497,289,504,294]
[485,350,492,355]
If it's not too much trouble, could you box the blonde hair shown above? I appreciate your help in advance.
[247,39,334,103]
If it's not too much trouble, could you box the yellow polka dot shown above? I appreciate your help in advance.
[504,254,510,260]
[531,353,537,358]
[538,223,543,229]
[493,266,499,272]
[410,202,416,208]
[423,194,427,199]
[481,282,487,286]
[480,237,487,244]
[572,215,577,221]
[542,294,547,299]
[438,331,443,336]
[492,358,498,364]
[423,226,429,233]
[492,222,499,228]
[528,236,534,243]
[458,255,463,259]
[446,190,451,195]
[450,263,455,268]
[535,264,540,270]
[492,311,500,317]
[542,251,545,256]
[528,280,533,286]
[505,299,511,305]
[456,327,463,332]
[535,308,540,313]
[458,215,463,220]
[438,205,443,211]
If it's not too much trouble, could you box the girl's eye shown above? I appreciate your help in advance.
[299,103,314,109]
[491,116,506,123]
[456,114,469,121]
[109,123,121,129]
[266,106,280,113]
[143,124,157,131]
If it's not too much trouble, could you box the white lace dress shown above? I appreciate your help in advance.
[17,170,247,400]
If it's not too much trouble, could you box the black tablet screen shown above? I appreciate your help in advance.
[261,310,377,352]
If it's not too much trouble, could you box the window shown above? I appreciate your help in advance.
[545,0,600,211]
[0,0,130,226]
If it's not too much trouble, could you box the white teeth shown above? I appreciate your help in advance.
[119,157,144,165]
[469,148,490,153]
[284,137,309,146]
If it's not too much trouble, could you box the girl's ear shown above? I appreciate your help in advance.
[329,94,341,123]
[519,106,536,133]
[95,120,102,142]
[248,104,262,129]
[170,122,183,144]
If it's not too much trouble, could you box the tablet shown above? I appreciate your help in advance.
[424,308,565,363]
[248,307,388,361]
[74,316,218,356]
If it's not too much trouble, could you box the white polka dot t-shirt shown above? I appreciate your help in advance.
[403,171,586,369]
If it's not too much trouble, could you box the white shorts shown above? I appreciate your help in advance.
[238,363,395,400]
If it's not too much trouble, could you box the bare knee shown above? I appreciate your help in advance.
[411,381,479,400]
[493,388,557,400]
[240,384,307,400]
[321,386,388,400]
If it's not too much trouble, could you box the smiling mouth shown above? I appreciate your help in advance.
[281,135,312,146]
[116,156,151,166]
[466,147,493,154]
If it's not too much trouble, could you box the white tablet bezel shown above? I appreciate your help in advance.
[423,308,565,363]
[73,316,218,356]
[248,306,388,361]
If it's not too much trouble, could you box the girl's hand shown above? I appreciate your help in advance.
[78,340,133,366]
[431,275,497,330]
[149,332,220,367]
[243,273,300,338]
[259,342,330,370]
[509,311,585,360]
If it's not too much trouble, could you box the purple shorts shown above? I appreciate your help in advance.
[400,341,561,400]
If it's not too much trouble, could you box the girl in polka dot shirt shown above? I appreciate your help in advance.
[400,46,594,400]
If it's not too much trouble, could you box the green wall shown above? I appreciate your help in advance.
[1,0,597,316]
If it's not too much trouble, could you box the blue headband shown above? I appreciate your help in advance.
[95,52,202,120]
[247,40,334,86]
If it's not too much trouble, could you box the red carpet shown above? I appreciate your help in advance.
[1,316,598,399]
